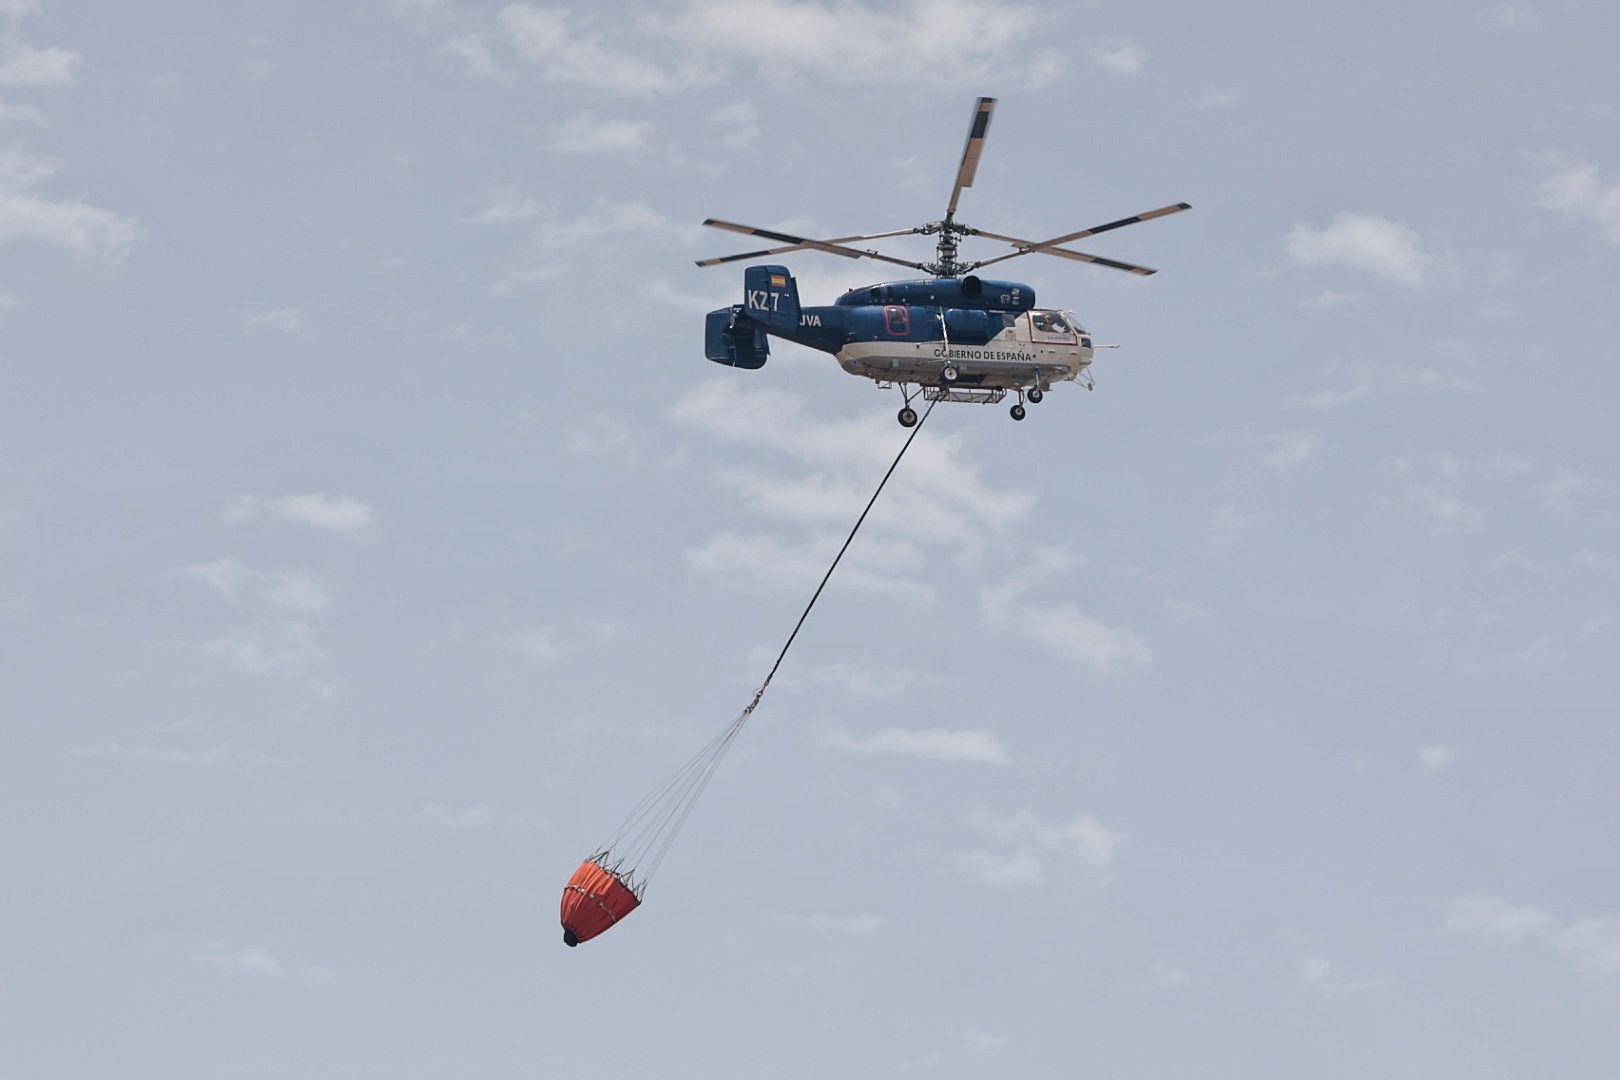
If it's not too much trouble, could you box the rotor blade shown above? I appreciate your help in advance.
[1034,202,1192,248]
[946,97,996,216]
[967,244,1158,276]
[694,227,919,268]
[698,219,931,272]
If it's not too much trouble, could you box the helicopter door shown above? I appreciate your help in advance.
[883,305,910,336]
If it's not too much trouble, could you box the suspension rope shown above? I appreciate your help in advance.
[597,398,940,890]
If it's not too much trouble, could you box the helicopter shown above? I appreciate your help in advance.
[698,97,1190,425]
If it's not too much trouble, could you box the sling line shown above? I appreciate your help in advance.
[601,398,939,890]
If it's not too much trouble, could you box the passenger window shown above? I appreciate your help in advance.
[884,305,910,336]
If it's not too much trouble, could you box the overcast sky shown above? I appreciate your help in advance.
[4,1,1620,1077]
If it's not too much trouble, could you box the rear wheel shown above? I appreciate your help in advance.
[1010,404,1026,421]
[1027,387,1044,404]
[941,364,959,383]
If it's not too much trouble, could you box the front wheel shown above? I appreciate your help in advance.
[1027,387,1044,404]
[1010,404,1026,421]
[898,407,919,428]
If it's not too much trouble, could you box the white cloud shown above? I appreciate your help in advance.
[1194,86,1241,110]
[551,111,654,153]
[1015,601,1152,671]
[957,809,1123,887]
[1090,39,1144,75]
[1382,454,1487,533]
[1300,954,1333,985]
[0,98,45,126]
[497,3,712,96]
[980,550,1150,673]
[1487,4,1545,31]
[184,559,333,675]
[462,191,544,225]
[245,307,308,336]
[1294,383,1370,410]
[445,34,515,85]
[539,197,671,250]
[809,914,884,936]
[70,742,292,769]
[1447,895,1620,978]
[204,620,325,675]
[1444,894,1555,943]
[1260,430,1321,471]
[653,0,1065,90]
[228,492,373,533]
[955,849,1043,887]
[199,946,283,978]
[0,149,139,262]
[0,1,41,18]
[1535,160,1620,242]
[506,626,561,662]
[827,727,1009,764]
[0,40,78,85]
[419,801,496,828]
[1286,213,1429,285]
[1418,744,1455,771]
[709,101,760,150]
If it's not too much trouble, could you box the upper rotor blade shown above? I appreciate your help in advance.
[698,219,931,272]
[1035,202,1192,248]
[966,238,1158,276]
[946,97,996,216]
[694,227,919,268]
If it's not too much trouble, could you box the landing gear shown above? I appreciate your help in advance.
[898,406,919,428]
[1027,387,1044,404]
[941,364,959,383]
[1010,403,1026,421]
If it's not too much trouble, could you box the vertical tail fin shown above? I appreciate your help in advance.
[742,265,800,334]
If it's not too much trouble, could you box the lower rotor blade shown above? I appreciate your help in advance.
[698,219,930,272]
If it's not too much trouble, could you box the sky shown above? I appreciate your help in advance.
[3,0,1620,1076]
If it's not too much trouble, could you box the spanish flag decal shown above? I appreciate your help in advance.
[769,274,787,288]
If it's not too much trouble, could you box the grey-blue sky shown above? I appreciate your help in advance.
[3,1,1619,1077]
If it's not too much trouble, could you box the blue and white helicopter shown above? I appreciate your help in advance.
[699,97,1190,425]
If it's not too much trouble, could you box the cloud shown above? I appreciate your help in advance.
[653,0,1065,89]
[445,33,515,85]
[0,1,41,18]
[197,944,336,984]
[1294,383,1371,410]
[1487,4,1545,31]
[70,742,292,769]
[956,809,1124,886]
[418,801,496,828]
[1286,213,1429,285]
[1535,160,1620,242]
[1300,954,1333,985]
[461,191,544,225]
[1382,454,1487,533]
[0,149,139,262]
[709,101,760,150]
[505,626,561,662]
[184,559,333,675]
[497,3,713,96]
[0,98,44,126]
[827,727,1010,764]
[810,914,884,936]
[245,307,308,336]
[955,849,1043,887]
[1446,895,1620,977]
[0,40,78,86]
[1260,430,1321,471]
[1418,744,1455,771]
[980,548,1150,673]
[550,111,654,153]
[1090,39,1144,75]
[198,946,283,978]
[227,492,373,533]
[1194,86,1241,110]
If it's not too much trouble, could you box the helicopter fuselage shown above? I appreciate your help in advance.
[706,268,1093,394]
